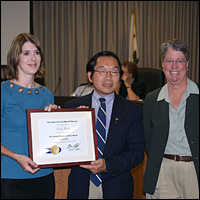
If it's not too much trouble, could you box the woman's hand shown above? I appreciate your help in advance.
[15,154,40,174]
[77,105,89,108]
[44,104,61,111]
[1,145,40,174]
[121,74,128,82]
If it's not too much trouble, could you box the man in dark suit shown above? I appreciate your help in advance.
[64,51,145,199]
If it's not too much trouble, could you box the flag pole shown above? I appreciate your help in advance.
[131,13,135,62]
[131,9,134,61]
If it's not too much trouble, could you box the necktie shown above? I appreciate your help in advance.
[90,98,106,186]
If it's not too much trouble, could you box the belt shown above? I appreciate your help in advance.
[163,154,193,162]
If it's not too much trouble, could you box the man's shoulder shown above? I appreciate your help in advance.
[115,94,143,110]
[64,93,91,108]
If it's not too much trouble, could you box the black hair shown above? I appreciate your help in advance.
[86,51,123,78]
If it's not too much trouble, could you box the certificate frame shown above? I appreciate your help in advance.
[27,108,98,168]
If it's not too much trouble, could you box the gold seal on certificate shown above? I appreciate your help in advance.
[51,145,60,155]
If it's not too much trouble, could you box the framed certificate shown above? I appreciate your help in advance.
[27,108,98,168]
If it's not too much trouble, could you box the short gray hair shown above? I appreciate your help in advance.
[160,39,189,62]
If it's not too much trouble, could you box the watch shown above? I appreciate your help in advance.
[126,85,131,89]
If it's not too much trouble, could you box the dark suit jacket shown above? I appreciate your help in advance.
[64,92,145,199]
[143,88,199,195]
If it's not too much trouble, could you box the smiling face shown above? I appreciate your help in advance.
[18,41,41,78]
[87,56,121,97]
[162,48,189,87]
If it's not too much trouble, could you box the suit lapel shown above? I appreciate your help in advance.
[158,99,169,127]
[158,94,198,130]
[185,94,197,122]
[103,95,122,154]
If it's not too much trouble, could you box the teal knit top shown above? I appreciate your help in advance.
[1,80,54,179]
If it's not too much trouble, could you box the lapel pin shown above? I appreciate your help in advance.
[115,118,119,124]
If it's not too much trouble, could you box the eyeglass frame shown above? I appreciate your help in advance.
[93,69,120,76]
[163,58,188,66]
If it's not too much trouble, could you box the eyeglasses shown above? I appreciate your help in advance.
[94,70,120,76]
[163,59,187,66]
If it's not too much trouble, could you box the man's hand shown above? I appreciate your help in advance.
[80,158,106,174]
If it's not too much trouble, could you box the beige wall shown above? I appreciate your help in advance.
[1,1,30,65]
